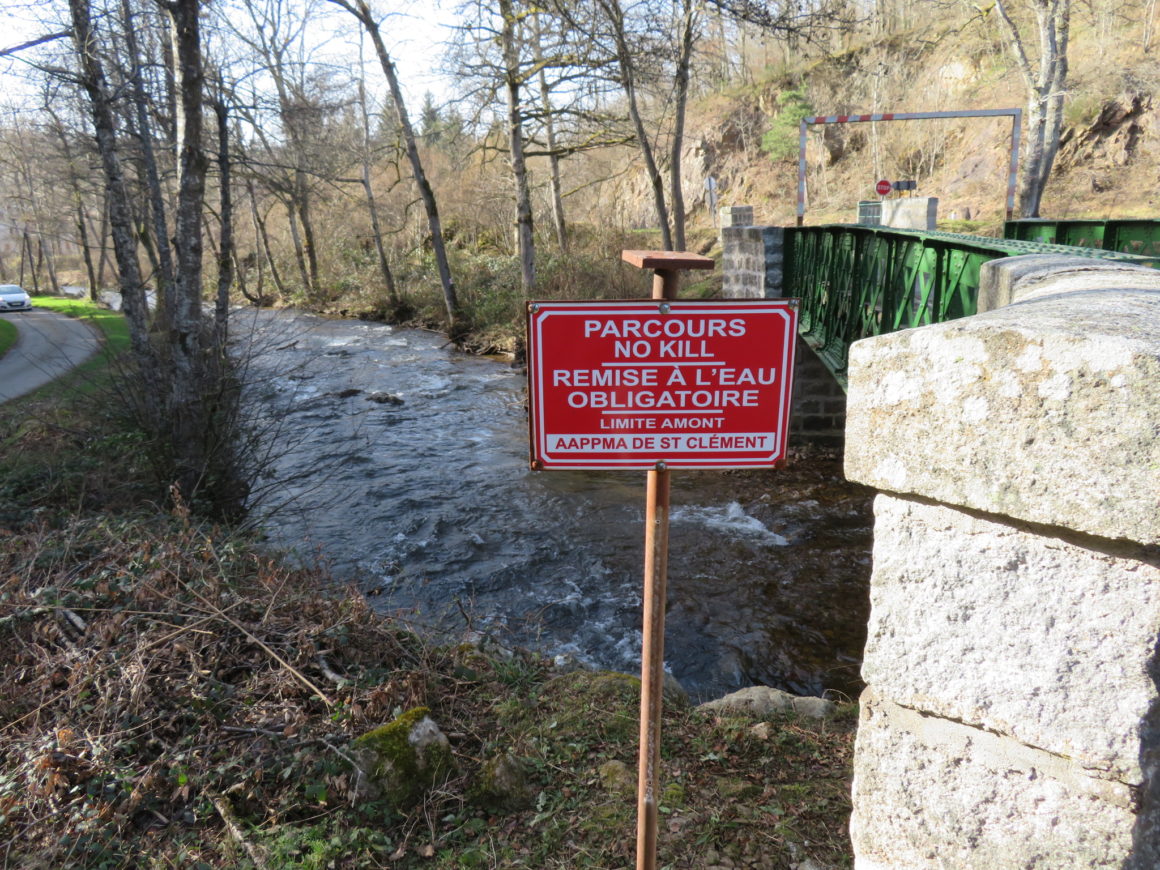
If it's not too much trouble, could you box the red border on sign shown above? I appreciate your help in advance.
[526,299,798,470]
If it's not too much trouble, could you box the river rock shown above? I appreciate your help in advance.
[597,759,635,796]
[350,707,455,808]
[698,686,834,719]
[366,391,404,405]
[468,752,533,813]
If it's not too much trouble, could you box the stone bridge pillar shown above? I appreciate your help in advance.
[843,255,1160,867]
[719,207,846,447]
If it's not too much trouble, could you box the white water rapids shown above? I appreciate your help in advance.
[243,311,872,702]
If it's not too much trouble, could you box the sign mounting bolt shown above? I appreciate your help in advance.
[658,302,671,315]
[655,460,667,471]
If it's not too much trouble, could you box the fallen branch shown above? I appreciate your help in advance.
[209,791,270,870]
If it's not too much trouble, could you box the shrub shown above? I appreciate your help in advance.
[762,89,813,162]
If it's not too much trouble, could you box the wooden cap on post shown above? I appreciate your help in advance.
[621,250,716,271]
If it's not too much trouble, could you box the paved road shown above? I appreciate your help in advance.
[0,309,102,403]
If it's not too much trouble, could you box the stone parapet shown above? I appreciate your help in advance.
[718,205,754,228]
[880,196,938,231]
[846,257,1160,545]
[844,254,1160,867]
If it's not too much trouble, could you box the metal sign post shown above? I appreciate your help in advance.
[623,250,711,870]
[524,250,798,870]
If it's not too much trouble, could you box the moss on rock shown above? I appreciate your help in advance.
[467,752,534,813]
[351,706,455,809]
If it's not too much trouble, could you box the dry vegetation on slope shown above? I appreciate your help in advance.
[648,4,1160,236]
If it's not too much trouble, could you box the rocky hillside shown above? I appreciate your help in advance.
[666,10,1160,234]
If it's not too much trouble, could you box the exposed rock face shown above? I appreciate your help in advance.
[350,707,455,809]
[1059,93,1153,168]
[844,255,1160,868]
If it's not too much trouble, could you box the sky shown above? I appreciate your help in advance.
[0,0,460,118]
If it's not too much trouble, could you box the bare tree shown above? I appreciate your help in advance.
[119,0,176,324]
[531,10,568,251]
[327,0,460,326]
[594,0,676,250]
[355,47,403,314]
[68,0,155,367]
[496,0,536,294]
[669,0,698,251]
[994,0,1070,217]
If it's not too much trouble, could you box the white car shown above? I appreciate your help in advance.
[0,284,32,312]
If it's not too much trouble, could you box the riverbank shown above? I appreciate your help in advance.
[1,510,856,868]
[0,301,858,867]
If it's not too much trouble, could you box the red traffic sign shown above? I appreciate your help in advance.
[526,299,798,470]
[875,179,892,196]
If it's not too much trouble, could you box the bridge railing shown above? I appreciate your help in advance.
[1005,218,1160,257]
[784,225,1159,385]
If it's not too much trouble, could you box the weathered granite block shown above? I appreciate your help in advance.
[977,254,1160,312]
[864,495,1160,781]
[845,258,1160,545]
[719,205,754,227]
[845,254,1160,868]
[880,197,938,231]
[851,691,1146,869]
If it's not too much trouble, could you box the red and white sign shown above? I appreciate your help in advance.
[526,300,798,470]
[875,179,892,196]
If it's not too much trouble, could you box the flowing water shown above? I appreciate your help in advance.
[246,311,873,702]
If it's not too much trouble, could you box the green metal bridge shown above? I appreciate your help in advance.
[783,221,1160,386]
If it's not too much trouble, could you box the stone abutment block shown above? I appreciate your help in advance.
[844,255,1160,868]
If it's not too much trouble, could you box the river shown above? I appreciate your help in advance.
[245,311,873,702]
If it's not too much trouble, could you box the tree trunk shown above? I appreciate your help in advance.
[21,230,35,292]
[68,0,154,367]
[327,0,459,327]
[501,0,536,296]
[163,0,209,500]
[76,202,99,300]
[249,179,286,299]
[296,175,320,294]
[121,0,176,325]
[669,0,697,252]
[532,10,568,251]
[95,203,111,296]
[287,200,311,293]
[356,69,400,310]
[40,239,60,295]
[213,92,233,344]
[995,0,1070,217]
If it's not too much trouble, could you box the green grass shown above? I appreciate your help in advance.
[0,317,16,359]
[20,295,128,397]
[32,294,128,352]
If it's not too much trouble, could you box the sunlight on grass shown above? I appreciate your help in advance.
[32,295,129,353]
[14,295,130,398]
